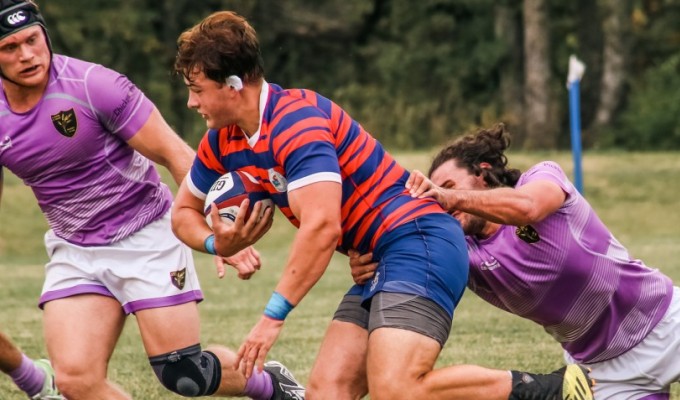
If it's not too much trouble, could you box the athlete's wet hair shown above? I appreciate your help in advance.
[429,123,522,188]
[175,11,264,85]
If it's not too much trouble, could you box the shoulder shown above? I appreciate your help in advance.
[519,161,568,184]
[198,127,235,155]
[51,55,102,80]
[525,161,565,176]
[50,55,130,98]
[519,161,576,198]
[268,84,331,118]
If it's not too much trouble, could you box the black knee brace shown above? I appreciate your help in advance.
[149,344,221,397]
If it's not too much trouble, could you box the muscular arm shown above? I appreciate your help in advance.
[442,180,566,226]
[171,180,212,251]
[171,178,273,256]
[126,107,194,186]
[274,181,342,305]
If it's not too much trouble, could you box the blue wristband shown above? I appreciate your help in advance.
[263,291,294,321]
[204,234,217,255]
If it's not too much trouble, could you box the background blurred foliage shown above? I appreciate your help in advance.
[38,0,679,150]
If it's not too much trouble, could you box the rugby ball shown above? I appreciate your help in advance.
[204,171,273,227]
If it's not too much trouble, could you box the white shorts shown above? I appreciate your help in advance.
[40,211,203,314]
[565,286,680,400]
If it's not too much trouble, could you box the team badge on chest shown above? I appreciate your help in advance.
[516,225,540,244]
[268,168,288,192]
[51,108,78,137]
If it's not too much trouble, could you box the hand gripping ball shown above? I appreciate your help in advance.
[203,171,273,227]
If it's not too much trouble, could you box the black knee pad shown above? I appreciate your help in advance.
[149,344,221,397]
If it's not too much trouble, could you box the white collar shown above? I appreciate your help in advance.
[247,81,269,147]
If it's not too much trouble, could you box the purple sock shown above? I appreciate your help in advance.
[243,368,274,400]
[9,354,45,397]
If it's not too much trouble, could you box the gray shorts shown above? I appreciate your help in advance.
[333,292,452,346]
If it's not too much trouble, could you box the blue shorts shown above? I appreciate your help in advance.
[347,213,468,316]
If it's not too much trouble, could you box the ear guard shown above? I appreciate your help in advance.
[225,75,243,91]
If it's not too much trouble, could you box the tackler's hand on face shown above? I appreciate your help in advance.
[349,249,378,285]
[209,199,274,257]
[406,169,455,212]
[406,169,445,199]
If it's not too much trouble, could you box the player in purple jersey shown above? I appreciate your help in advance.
[0,1,302,399]
[354,123,680,399]
[172,11,593,400]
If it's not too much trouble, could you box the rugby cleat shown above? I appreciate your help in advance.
[31,359,64,400]
[560,364,595,400]
[264,361,305,400]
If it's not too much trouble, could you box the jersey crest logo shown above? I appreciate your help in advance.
[51,109,78,137]
[516,225,540,244]
[170,268,187,290]
[480,257,501,271]
[268,168,288,192]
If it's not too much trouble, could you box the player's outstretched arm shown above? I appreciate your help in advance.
[408,168,567,226]
[276,181,342,302]
[447,180,567,226]
[406,170,455,210]
[236,181,342,378]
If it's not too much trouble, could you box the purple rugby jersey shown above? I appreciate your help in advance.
[0,55,172,245]
[466,161,672,363]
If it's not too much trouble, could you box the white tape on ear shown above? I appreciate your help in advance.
[225,75,243,91]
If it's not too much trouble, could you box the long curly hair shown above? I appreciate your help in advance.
[429,123,522,188]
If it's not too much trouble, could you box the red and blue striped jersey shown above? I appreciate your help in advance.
[187,83,444,253]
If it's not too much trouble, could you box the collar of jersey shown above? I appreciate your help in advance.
[247,80,269,148]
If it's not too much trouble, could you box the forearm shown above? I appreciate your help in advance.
[273,221,340,306]
[171,204,213,253]
[171,183,214,253]
[127,108,195,187]
[448,188,539,226]
[164,141,195,187]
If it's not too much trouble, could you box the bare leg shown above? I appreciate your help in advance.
[308,320,368,400]
[0,330,52,397]
[43,295,130,400]
[366,327,511,400]
[0,330,23,373]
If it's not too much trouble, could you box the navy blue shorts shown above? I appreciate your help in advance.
[346,212,468,317]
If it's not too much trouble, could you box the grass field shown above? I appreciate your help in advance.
[1,150,680,399]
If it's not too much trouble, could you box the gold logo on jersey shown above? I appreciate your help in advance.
[51,109,78,137]
[170,268,186,290]
[516,225,540,244]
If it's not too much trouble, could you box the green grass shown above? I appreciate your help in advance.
[2,151,680,398]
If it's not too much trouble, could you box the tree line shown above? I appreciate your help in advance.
[40,0,679,150]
